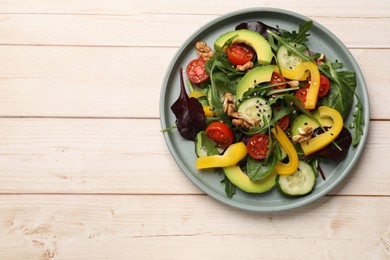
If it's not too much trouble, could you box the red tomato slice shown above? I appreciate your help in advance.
[205,122,234,148]
[295,88,308,107]
[246,134,270,160]
[226,44,255,65]
[186,58,209,84]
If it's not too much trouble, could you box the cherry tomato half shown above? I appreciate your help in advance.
[246,134,270,160]
[318,75,331,97]
[270,72,287,93]
[305,74,331,98]
[295,87,308,107]
[226,44,255,66]
[205,122,234,148]
[186,58,209,84]
[275,106,290,132]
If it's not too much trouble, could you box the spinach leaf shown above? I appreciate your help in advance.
[221,175,236,198]
[206,50,244,94]
[171,68,206,141]
[197,131,221,156]
[246,154,278,181]
[319,62,356,119]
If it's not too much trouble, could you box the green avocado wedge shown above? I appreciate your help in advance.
[214,29,273,65]
[224,165,277,193]
[235,65,274,102]
[291,110,334,137]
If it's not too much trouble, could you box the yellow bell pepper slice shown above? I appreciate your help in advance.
[203,105,218,117]
[189,90,206,99]
[301,106,343,156]
[292,62,320,110]
[271,125,299,176]
[196,142,247,170]
[274,66,309,81]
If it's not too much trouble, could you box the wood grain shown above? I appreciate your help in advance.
[0,14,389,48]
[0,195,389,259]
[0,47,386,119]
[0,119,386,195]
[1,0,389,17]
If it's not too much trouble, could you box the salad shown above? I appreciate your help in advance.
[168,20,364,198]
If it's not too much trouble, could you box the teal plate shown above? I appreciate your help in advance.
[160,8,370,212]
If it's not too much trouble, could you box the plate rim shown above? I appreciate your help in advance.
[159,7,371,212]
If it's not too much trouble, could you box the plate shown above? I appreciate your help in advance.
[160,8,370,212]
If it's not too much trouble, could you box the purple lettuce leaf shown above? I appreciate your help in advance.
[170,68,206,141]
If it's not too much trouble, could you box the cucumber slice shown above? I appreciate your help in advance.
[207,86,224,107]
[276,161,316,196]
[277,45,302,69]
[237,97,272,128]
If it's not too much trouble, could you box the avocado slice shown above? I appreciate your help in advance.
[224,166,276,193]
[291,110,334,137]
[214,29,273,65]
[235,65,274,102]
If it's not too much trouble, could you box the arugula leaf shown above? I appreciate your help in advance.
[349,101,365,146]
[279,20,313,44]
[206,36,241,123]
[267,28,365,145]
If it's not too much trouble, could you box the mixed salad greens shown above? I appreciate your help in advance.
[168,20,364,198]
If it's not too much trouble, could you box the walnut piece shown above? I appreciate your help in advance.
[231,112,258,130]
[287,80,299,88]
[292,127,314,143]
[316,53,327,65]
[223,93,236,116]
[196,42,214,60]
[236,61,253,71]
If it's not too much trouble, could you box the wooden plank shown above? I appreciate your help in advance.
[0,118,386,195]
[1,0,389,17]
[0,46,385,119]
[0,14,389,48]
[0,45,176,118]
[0,194,389,259]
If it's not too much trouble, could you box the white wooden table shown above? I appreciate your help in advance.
[0,1,389,259]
